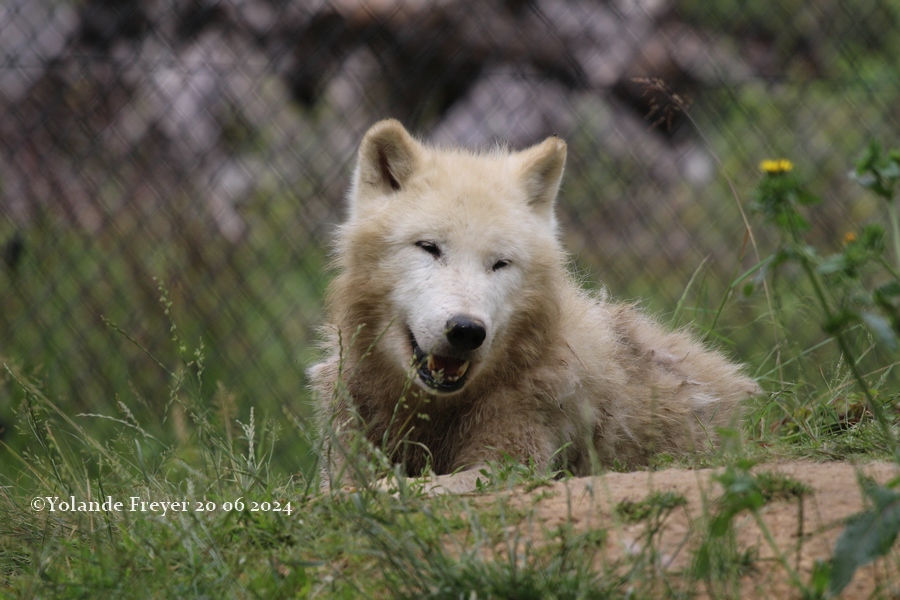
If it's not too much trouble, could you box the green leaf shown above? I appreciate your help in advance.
[808,560,830,599]
[877,160,900,181]
[771,248,795,269]
[710,463,765,537]
[829,480,900,596]
[797,189,822,205]
[816,254,847,275]
[856,140,883,174]
[852,141,898,200]
[875,281,900,298]
[821,310,859,335]
[860,312,898,350]
[851,170,878,189]
[860,224,886,252]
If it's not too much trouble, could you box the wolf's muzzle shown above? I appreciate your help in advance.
[408,316,485,394]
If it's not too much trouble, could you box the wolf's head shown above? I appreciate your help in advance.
[331,119,567,395]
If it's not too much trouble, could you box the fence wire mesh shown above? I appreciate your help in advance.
[2,0,899,465]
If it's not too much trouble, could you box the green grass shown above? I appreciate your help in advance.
[615,491,688,524]
[0,197,328,469]
[2,302,900,599]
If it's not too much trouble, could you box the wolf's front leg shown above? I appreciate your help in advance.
[405,405,563,495]
[420,468,490,494]
[375,466,489,496]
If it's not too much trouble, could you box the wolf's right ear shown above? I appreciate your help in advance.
[353,120,420,200]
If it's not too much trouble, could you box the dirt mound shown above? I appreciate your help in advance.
[500,460,899,598]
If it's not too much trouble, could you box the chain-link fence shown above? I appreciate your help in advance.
[2,0,899,467]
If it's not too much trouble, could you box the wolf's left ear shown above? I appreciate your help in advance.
[516,136,567,216]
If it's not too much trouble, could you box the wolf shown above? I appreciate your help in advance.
[310,119,760,494]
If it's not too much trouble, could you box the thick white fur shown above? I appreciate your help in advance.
[311,119,760,494]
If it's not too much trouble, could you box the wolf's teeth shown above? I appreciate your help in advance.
[457,360,469,378]
[424,354,469,385]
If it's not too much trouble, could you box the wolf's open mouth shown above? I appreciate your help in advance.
[409,330,470,393]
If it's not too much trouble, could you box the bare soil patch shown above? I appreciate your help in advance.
[491,460,900,598]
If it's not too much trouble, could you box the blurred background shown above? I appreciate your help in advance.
[2,0,899,472]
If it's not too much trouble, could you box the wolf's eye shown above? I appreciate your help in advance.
[416,241,442,258]
[492,259,511,271]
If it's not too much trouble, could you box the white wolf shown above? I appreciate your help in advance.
[310,119,760,493]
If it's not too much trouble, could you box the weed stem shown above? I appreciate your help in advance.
[798,254,894,447]
[888,200,900,271]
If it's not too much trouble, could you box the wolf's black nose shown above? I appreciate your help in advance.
[445,316,486,351]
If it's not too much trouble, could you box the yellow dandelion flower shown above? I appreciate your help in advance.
[843,231,857,245]
[760,159,794,174]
